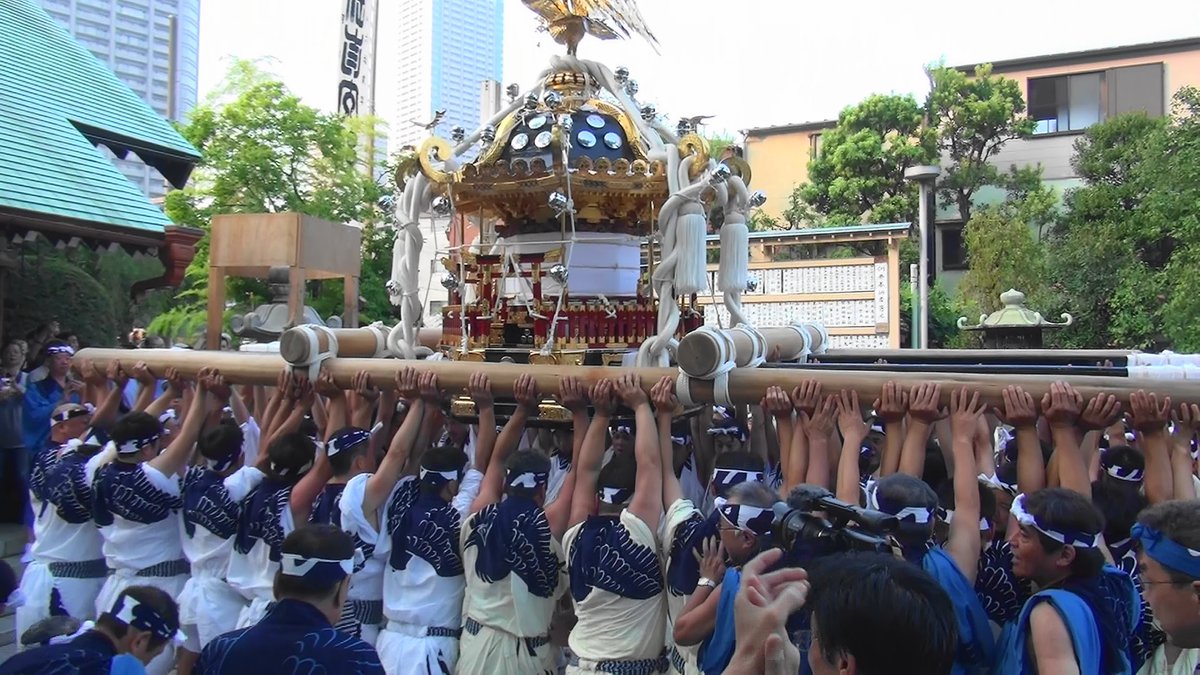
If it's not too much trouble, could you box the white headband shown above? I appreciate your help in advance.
[1010,493,1100,549]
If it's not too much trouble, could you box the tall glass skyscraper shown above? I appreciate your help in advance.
[392,0,503,154]
[39,0,200,199]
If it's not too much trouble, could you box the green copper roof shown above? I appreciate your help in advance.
[0,0,200,235]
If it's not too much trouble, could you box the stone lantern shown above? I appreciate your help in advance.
[957,289,1071,349]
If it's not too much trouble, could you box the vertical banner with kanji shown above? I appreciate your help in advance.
[336,0,379,117]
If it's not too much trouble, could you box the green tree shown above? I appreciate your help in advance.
[797,94,939,226]
[151,59,386,340]
[957,204,1048,315]
[927,64,1036,222]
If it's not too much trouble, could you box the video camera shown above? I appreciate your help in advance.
[772,494,898,561]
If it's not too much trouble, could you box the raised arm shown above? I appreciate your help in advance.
[1170,404,1198,500]
[785,382,820,492]
[898,383,941,478]
[289,372,338,523]
[348,371,379,430]
[946,388,985,584]
[362,369,425,519]
[618,374,662,529]
[546,377,589,538]
[996,386,1044,495]
[834,390,869,504]
[228,384,251,425]
[259,369,288,441]
[1130,390,1173,505]
[147,368,211,477]
[873,381,908,476]
[763,386,793,491]
[651,376,684,510]
[568,379,616,529]
[129,361,157,413]
[88,360,128,430]
[1041,383,1090,498]
[804,394,837,489]
[475,372,525,515]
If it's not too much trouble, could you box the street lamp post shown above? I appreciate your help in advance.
[904,165,941,349]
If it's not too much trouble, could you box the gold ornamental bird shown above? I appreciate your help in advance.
[523,0,660,56]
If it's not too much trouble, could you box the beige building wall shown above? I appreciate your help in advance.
[743,123,833,223]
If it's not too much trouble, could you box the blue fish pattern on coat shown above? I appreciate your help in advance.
[182,466,241,540]
[569,515,663,602]
[666,508,717,596]
[309,483,371,574]
[0,630,117,675]
[974,539,1030,626]
[386,481,463,577]
[233,479,292,562]
[465,496,561,598]
[92,462,181,527]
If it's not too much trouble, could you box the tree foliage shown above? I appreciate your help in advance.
[1045,88,1200,350]
[6,251,118,347]
[797,94,939,225]
[150,59,387,340]
[928,64,1035,222]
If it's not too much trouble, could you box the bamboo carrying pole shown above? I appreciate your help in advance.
[277,326,442,364]
[74,348,1200,407]
[676,324,825,378]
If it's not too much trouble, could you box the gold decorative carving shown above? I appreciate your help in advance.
[417,136,455,184]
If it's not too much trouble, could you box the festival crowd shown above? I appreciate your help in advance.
[0,335,1199,674]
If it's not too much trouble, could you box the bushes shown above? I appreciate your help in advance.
[6,254,117,347]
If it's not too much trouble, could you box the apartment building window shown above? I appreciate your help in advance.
[809,132,823,160]
[940,225,967,270]
[1029,63,1164,135]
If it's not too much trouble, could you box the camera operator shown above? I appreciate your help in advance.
[673,481,776,673]
[724,548,958,675]
[835,386,995,672]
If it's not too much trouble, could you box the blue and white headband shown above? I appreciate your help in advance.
[707,426,747,441]
[939,508,991,531]
[50,406,90,426]
[280,548,365,587]
[506,470,548,489]
[1010,493,1100,549]
[1133,522,1200,579]
[670,435,691,445]
[327,428,371,458]
[46,345,74,356]
[711,468,763,488]
[718,501,774,537]
[206,451,241,473]
[598,486,633,504]
[110,593,181,643]
[114,432,160,455]
[419,467,461,485]
[1103,462,1144,483]
[272,457,314,477]
[611,425,632,436]
[865,482,933,524]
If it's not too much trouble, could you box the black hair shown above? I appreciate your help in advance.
[297,416,319,441]
[143,336,167,349]
[1099,445,1145,486]
[328,427,370,476]
[273,524,355,603]
[0,560,15,603]
[874,473,938,560]
[921,440,947,493]
[266,432,317,483]
[1092,478,1147,546]
[504,449,551,498]
[95,585,179,651]
[858,439,880,478]
[1021,488,1106,577]
[670,419,692,442]
[808,552,957,675]
[109,411,162,451]
[419,445,469,493]
[995,459,1018,488]
[712,451,764,473]
[785,483,832,511]
[197,421,244,464]
[55,331,77,342]
[1137,500,1200,583]
[597,450,637,491]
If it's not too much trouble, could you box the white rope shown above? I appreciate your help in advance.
[541,124,580,355]
[367,321,389,358]
[713,372,733,407]
[719,176,751,327]
[686,325,739,379]
[294,325,339,380]
[676,372,695,407]
[732,323,767,367]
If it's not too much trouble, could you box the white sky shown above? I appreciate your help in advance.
[198,0,1199,139]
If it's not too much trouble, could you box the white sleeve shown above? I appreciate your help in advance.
[452,468,484,520]
[280,498,296,537]
[660,498,700,546]
[240,417,261,468]
[140,463,182,497]
[223,466,265,503]
[84,444,116,485]
[339,473,380,545]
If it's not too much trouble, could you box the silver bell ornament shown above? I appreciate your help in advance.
[614,66,630,84]
[547,190,572,216]
[709,163,732,185]
[431,195,452,215]
[557,114,573,133]
[543,91,563,111]
[749,190,767,208]
[547,263,569,285]
[640,104,657,121]
[439,272,460,291]
[523,92,539,111]
[480,125,496,144]
[450,126,466,143]
[745,276,759,293]
[676,118,693,137]
[505,83,521,102]
[624,80,639,97]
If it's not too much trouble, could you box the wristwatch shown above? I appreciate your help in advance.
[696,577,718,589]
